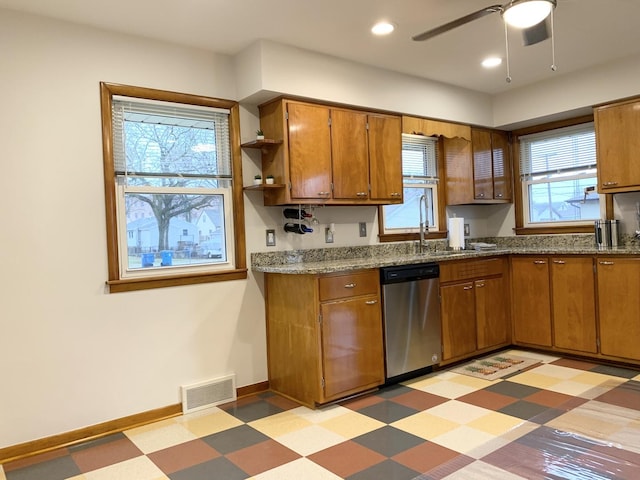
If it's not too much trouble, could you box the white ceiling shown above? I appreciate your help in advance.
[2,0,640,95]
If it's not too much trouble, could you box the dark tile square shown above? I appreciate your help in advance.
[226,439,300,476]
[352,426,424,457]
[457,389,518,410]
[68,432,128,452]
[590,365,640,379]
[70,436,142,473]
[357,400,419,423]
[551,358,599,371]
[416,454,475,480]
[346,459,420,480]
[376,384,415,399]
[308,440,386,478]
[147,439,220,475]
[340,392,386,411]
[168,456,249,480]
[523,389,576,408]
[219,398,284,422]
[202,424,270,454]
[392,441,461,473]
[4,455,81,480]
[498,400,554,422]
[594,380,640,411]
[483,381,541,398]
[482,439,558,479]
[390,390,449,411]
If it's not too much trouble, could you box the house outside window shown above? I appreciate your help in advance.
[515,120,600,232]
[100,83,246,292]
[380,134,439,235]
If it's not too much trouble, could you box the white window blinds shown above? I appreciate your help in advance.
[519,122,596,179]
[112,97,231,178]
[401,134,438,179]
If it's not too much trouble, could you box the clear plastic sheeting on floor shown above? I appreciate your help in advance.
[413,379,640,479]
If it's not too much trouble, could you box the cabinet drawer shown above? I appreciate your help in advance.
[319,270,379,301]
[440,257,505,283]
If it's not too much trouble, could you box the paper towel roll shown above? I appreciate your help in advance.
[448,218,465,250]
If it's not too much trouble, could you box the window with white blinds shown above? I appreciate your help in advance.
[381,134,439,234]
[518,121,599,227]
[519,122,596,179]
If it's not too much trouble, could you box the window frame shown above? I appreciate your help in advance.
[512,114,612,235]
[378,136,446,242]
[100,82,246,292]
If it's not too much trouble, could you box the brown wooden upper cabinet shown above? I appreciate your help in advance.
[594,97,640,193]
[257,98,402,206]
[471,129,512,202]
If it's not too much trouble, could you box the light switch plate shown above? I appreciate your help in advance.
[464,223,470,236]
[266,229,276,246]
[359,222,367,237]
[325,227,334,243]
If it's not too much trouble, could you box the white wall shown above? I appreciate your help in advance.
[3,6,640,450]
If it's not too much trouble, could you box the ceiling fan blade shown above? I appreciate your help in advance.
[412,5,503,42]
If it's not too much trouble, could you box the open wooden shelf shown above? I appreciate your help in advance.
[241,139,282,149]
[243,183,286,191]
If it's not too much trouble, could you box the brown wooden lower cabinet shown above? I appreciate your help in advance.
[265,269,384,407]
[596,257,640,361]
[440,257,510,362]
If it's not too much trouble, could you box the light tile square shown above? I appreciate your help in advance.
[125,420,197,454]
[250,457,342,480]
[449,374,499,389]
[318,411,385,439]
[80,456,167,480]
[500,349,559,364]
[430,425,500,456]
[426,400,491,424]
[275,425,347,456]
[441,459,528,479]
[467,411,528,436]
[391,411,459,440]
[288,405,350,424]
[413,380,485,399]
[177,408,244,437]
[506,371,561,389]
[248,410,313,438]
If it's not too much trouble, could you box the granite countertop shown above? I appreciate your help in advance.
[251,235,640,274]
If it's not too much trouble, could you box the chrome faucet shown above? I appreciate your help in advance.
[419,194,429,253]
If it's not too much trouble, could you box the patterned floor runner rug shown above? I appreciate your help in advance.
[451,354,540,381]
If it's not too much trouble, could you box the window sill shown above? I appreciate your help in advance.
[378,231,447,243]
[107,269,248,293]
[514,225,594,235]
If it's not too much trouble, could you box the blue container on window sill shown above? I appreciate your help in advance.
[161,250,173,266]
[142,253,155,267]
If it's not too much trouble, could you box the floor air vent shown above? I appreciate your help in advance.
[181,374,236,414]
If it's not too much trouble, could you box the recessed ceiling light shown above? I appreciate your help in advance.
[371,21,395,36]
[482,57,503,68]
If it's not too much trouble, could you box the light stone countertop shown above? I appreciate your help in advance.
[252,242,640,275]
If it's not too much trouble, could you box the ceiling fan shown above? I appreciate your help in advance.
[412,0,557,46]
[413,0,558,82]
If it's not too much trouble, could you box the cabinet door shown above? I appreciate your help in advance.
[331,109,369,200]
[368,114,403,202]
[440,282,476,360]
[597,258,640,360]
[511,257,552,346]
[595,100,640,191]
[551,257,597,353]
[320,295,384,401]
[491,131,512,201]
[287,102,332,200]
[472,129,493,200]
[475,276,509,349]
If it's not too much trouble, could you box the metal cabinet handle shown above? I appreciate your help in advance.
[602,181,618,186]
[356,192,368,197]
[599,261,615,265]
[318,191,330,196]
[477,193,485,197]
[365,300,378,305]
[344,283,356,288]
[476,282,485,288]
[390,192,401,197]
[533,260,547,264]
[496,193,503,198]
[463,285,473,290]
[553,260,566,264]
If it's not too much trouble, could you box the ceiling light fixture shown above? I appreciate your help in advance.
[371,21,395,36]
[502,0,556,29]
[482,57,503,68]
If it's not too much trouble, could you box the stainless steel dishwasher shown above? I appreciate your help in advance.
[380,263,441,383]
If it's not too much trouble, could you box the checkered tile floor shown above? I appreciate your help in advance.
[3,350,640,479]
